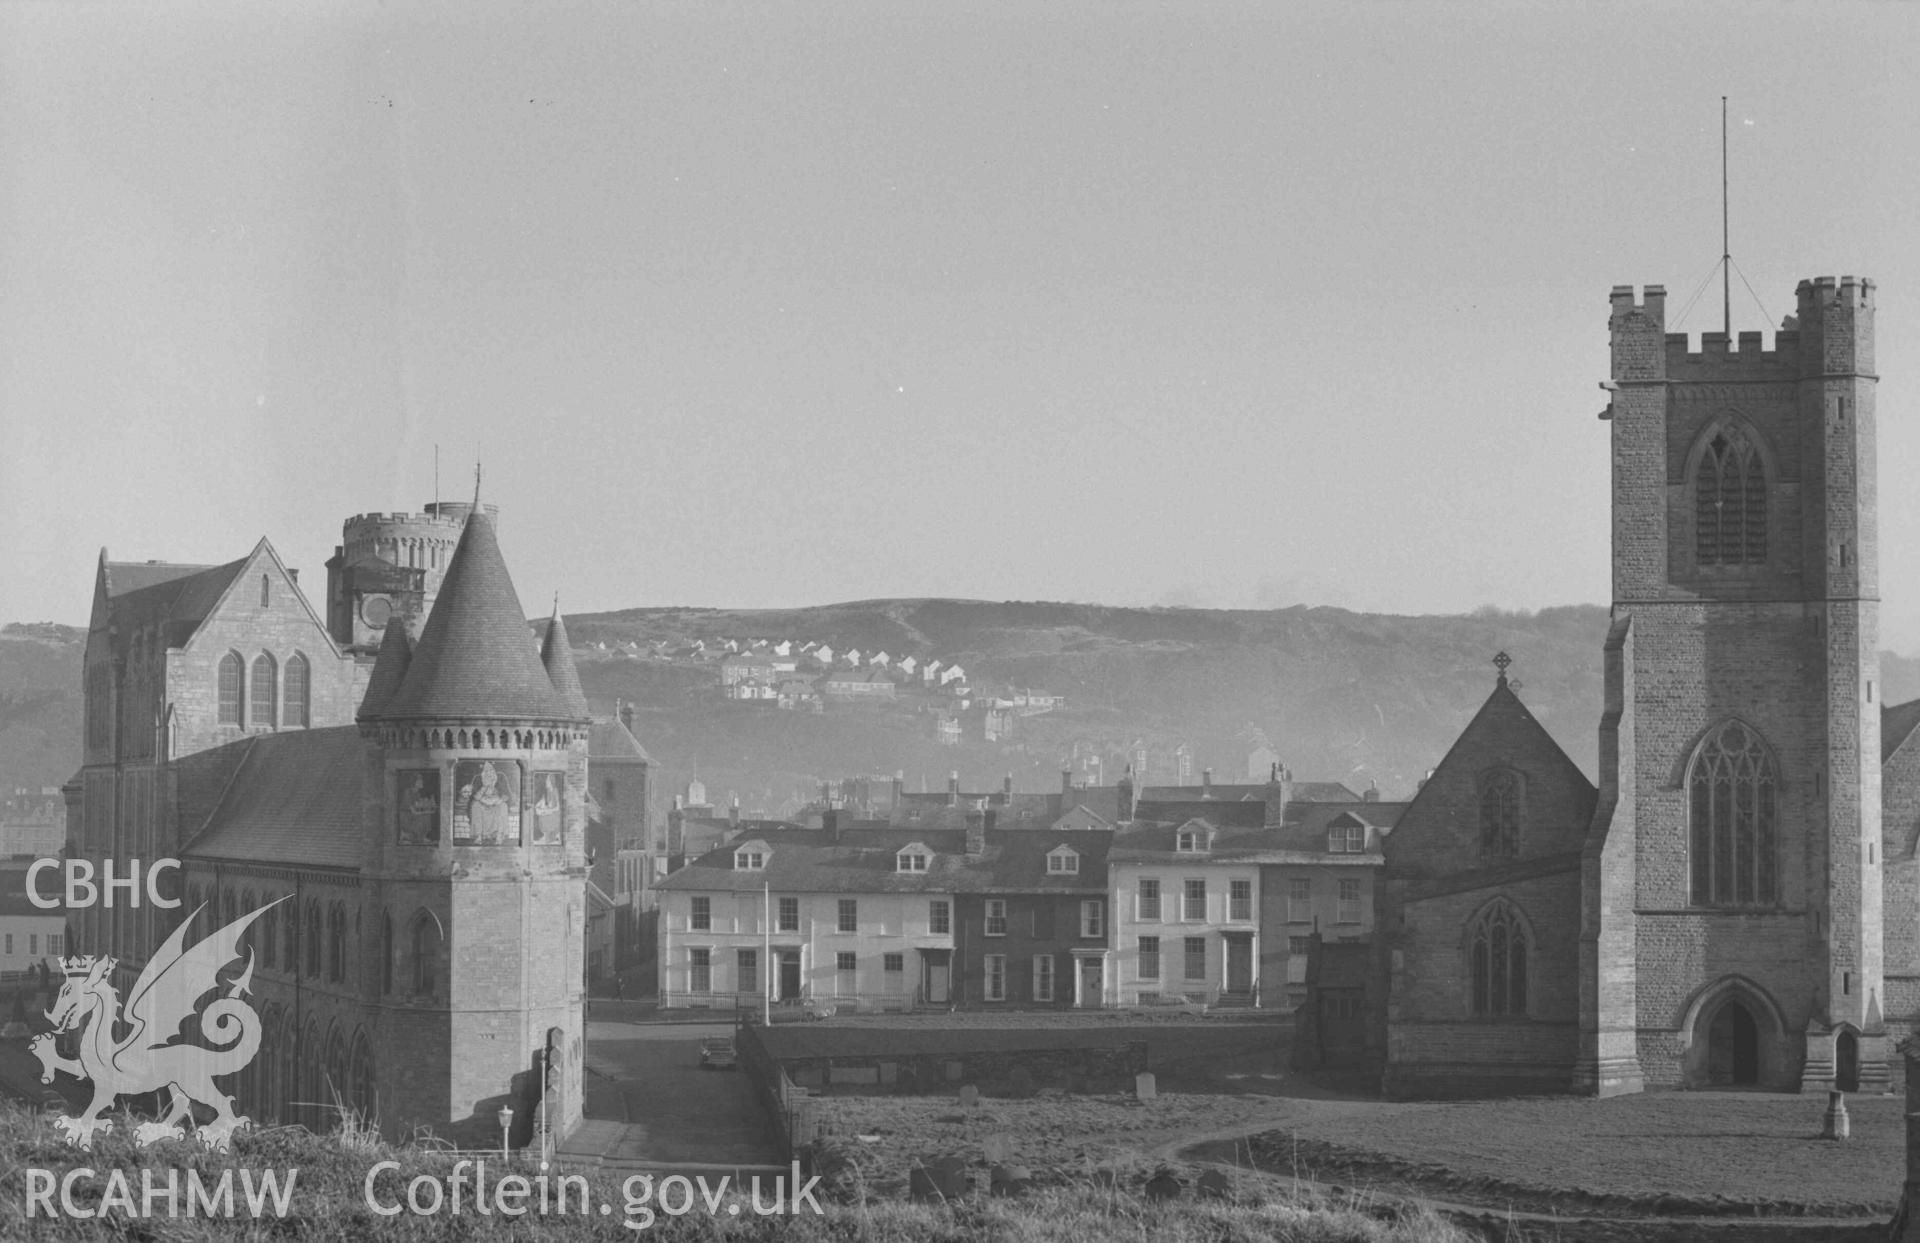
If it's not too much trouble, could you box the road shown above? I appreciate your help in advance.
[572,1017,783,1169]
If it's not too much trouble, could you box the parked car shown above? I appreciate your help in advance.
[699,1037,738,1071]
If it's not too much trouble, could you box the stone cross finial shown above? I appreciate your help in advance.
[1493,651,1512,684]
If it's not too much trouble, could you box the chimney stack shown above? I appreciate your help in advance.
[965,806,987,856]
[1118,765,1136,822]
[1004,773,1014,798]
[1264,762,1292,829]
[729,796,740,828]
[1202,769,1213,798]
[1364,781,1380,803]
[823,806,840,842]
[618,699,636,731]
[947,770,960,806]
[1060,768,1073,796]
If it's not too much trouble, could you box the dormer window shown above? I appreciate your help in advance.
[733,842,768,870]
[896,846,930,873]
[1047,845,1079,874]
[1328,817,1367,853]
[1175,825,1210,853]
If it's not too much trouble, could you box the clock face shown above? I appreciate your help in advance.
[361,596,393,628]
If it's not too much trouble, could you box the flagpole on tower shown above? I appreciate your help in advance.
[1728,96,1743,340]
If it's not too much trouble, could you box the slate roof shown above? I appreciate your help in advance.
[1885,699,1920,763]
[0,865,65,919]
[657,827,1113,895]
[104,556,250,646]
[182,727,367,869]
[356,616,414,720]
[1108,806,1401,866]
[377,509,581,722]
[589,717,652,764]
[541,610,592,719]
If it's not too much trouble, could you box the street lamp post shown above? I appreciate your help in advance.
[496,1104,513,1159]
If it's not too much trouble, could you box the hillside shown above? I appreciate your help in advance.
[9,605,1920,815]
[0,624,82,797]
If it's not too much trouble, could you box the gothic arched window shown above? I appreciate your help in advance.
[1469,901,1529,1017]
[327,903,347,983]
[217,653,244,726]
[284,653,310,729]
[305,902,322,977]
[1479,769,1521,858]
[411,913,438,996]
[250,653,277,729]
[380,913,394,995]
[1695,426,1767,566]
[281,899,298,974]
[1689,720,1779,906]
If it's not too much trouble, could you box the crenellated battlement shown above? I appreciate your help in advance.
[1797,274,1874,316]
[1609,284,1667,321]
[1662,328,1800,372]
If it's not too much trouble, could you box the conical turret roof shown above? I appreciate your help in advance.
[356,616,415,720]
[541,605,591,719]
[377,508,581,722]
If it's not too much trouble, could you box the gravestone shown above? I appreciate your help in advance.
[958,1084,980,1107]
[1144,1172,1182,1202]
[982,1133,1014,1163]
[929,1155,969,1199]
[1823,1090,1851,1141]
[1008,1067,1035,1098]
[1198,1169,1232,1200]
[990,1164,1032,1197]
[1134,1071,1157,1101]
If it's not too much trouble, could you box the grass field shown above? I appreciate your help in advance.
[1254,1090,1903,1218]
[0,1100,1477,1242]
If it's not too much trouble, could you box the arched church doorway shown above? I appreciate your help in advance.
[1707,1001,1760,1086]
[1837,1031,1860,1093]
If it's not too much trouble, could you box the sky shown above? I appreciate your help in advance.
[5,3,1919,645]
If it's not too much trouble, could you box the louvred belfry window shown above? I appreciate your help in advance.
[1695,428,1767,565]
[1689,721,1779,907]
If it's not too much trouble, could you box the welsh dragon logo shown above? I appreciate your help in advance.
[30,897,282,1152]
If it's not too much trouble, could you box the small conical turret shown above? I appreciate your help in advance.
[541,602,591,721]
[357,617,414,721]
[377,507,574,722]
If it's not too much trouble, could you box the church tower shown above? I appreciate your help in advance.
[357,502,590,1143]
[1584,277,1886,1092]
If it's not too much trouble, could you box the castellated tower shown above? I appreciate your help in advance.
[357,503,589,1142]
[1583,276,1885,1093]
[326,501,500,653]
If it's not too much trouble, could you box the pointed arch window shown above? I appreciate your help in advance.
[1695,426,1768,565]
[1479,769,1521,858]
[305,902,322,977]
[284,653,310,728]
[1469,902,1529,1017]
[251,653,277,728]
[1689,720,1779,906]
[262,894,278,969]
[261,574,271,609]
[411,914,438,995]
[327,903,347,983]
[218,652,244,725]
